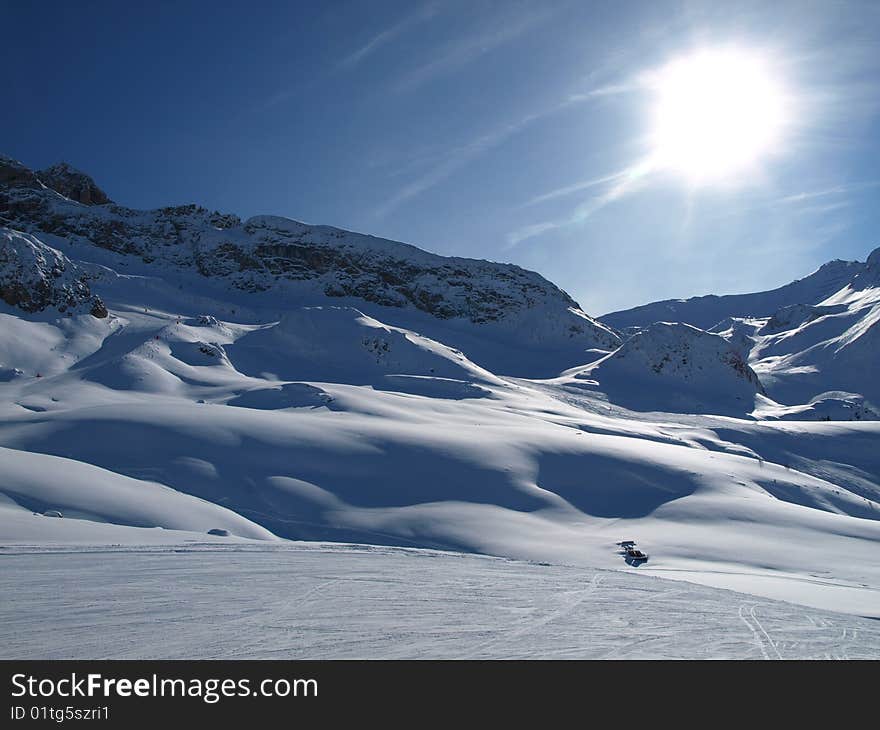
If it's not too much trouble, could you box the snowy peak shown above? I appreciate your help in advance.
[602,257,866,330]
[834,247,880,299]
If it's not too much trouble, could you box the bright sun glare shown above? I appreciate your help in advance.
[649,48,789,184]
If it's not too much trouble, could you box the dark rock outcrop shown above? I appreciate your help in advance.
[0,155,42,190]
[37,162,112,206]
[0,227,107,317]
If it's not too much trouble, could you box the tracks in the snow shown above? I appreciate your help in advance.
[738,603,782,659]
[463,573,606,659]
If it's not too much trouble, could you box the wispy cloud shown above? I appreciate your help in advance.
[505,221,560,246]
[375,109,547,219]
[394,7,553,93]
[525,171,630,206]
[500,72,655,245]
[777,180,880,204]
[566,82,639,103]
[510,173,878,250]
[374,71,636,219]
[505,85,880,248]
[798,200,853,215]
[506,158,656,247]
[252,2,442,114]
[259,88,299,112]
[339,2,440,70]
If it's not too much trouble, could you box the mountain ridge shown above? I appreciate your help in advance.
[601,256,870,331]
[601,246,880,413]
[0,155,619,361]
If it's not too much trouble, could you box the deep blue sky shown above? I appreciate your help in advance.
[3,0,879,314]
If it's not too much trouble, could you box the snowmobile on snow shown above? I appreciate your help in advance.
[625,547,648,561]
[618,540,648,562]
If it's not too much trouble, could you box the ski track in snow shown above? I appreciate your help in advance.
[737,604,767,659]
[462,573,606,659]
[750,605,783,660]
[738,604,782,660]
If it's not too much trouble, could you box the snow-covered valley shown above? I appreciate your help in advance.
[1,155,879,658]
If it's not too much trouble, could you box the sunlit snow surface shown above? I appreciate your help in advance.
[1,289,879,625]
[2,221,880,657]
[1,543,877,660]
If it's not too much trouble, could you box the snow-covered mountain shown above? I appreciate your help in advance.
[751,293,880,408]
[602,257,867,330]
[600,247,880,417]
[0,155,618,376]
[2,153,879,623]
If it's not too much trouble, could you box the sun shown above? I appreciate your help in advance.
[648,48,789,184]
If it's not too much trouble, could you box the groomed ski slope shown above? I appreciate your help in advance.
[1,542,877,660]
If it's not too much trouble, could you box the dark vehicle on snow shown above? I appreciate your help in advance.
[618,540,649,561]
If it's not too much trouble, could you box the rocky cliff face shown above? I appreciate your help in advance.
[0,155,619,351]
[0,155,42,189]
[0,227,107,317]
[37,162,112,206]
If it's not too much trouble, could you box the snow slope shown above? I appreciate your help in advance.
[1,296,878,616]
[0,448,274,539]
[224,305,503,388]
[1,544,877,659]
